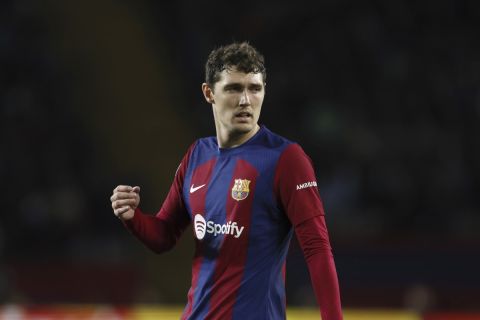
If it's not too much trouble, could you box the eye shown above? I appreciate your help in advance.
[250,85,263,93]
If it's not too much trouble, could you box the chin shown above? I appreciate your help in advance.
[233,123,255,134]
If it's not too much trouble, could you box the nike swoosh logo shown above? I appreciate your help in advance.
[190,184,206,193]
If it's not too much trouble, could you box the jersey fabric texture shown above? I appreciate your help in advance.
[124,125,342,320]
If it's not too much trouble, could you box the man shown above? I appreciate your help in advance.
[110,42,343,319]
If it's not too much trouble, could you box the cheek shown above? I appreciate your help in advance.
[253,93,265,104]
[214,104,234,120]
[219,96,237,108]
[253,96,264,111]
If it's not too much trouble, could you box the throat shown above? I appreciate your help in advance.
[217,125,260,149]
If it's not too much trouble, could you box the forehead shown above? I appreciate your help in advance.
[215,68,264,86]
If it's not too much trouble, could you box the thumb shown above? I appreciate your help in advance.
[132,186,141,193]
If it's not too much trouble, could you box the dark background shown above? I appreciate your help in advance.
[1,0,479,312]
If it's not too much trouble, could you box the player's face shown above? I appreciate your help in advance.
[203,68,265,147]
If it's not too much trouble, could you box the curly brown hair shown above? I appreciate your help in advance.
[205,42,266,89]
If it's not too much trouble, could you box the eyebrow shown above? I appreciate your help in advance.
[223,83,263,90]
[223,83,243,90]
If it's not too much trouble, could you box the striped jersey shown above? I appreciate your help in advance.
[125,125,342,319]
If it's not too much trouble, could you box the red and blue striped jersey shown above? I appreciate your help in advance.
[125,125,342,320]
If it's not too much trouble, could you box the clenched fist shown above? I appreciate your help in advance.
[110,185,141,220]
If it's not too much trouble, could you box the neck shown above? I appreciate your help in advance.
[216,124,260,149]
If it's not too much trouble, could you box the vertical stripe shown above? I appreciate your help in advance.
[182,158,216,320]
[189,156,236,320]
[206,159,258,320]
[282,262,287,309]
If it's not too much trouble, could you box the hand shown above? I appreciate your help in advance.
[110,185,141,220]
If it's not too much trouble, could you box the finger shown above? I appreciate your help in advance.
[110,193,119,202]
[112,200,125,210]
[111,191,136,201]
[114,206,127,215]
[114,206,130,216]
[112,200,135,210]
[133,186,141,193]
[112,200,121,210]
[113,185,133,193]
[113,199,138,209]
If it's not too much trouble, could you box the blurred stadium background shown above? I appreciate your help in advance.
[1,0,479,319]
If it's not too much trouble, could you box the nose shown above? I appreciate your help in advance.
[239,90,251,106]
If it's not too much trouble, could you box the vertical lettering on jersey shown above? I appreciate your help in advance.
[206,159,258,320]
[182,158,217,320]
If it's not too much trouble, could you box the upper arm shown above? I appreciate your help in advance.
[155,141,197,236]
[274,143,325,226]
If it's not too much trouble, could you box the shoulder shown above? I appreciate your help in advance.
[193,136,217,148]
[276,143,313,176]
[182,136,218,168]
[189,135,217,153]
[260,127,309,161]
[252,126,297,155]
[280,143,309,160]
[270,130,314,176]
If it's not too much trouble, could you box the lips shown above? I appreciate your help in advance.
[234,111,253,118]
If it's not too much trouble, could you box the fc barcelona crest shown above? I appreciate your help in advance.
[231,179,251,201]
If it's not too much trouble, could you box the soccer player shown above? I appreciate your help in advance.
[110,42,343,319]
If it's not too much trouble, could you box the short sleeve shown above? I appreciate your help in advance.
[274,143,325,226]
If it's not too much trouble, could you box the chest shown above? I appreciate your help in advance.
[183,154,287,245]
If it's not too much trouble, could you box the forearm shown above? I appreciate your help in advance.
[295,215,343,320]
[123,208,177,254]
[305,249,343,320]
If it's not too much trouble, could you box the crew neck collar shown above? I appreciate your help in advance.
[217,125,266,154]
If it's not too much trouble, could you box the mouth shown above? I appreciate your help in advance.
[234,111,253,121]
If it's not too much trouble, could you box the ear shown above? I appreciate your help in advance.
[202,83,215,104]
